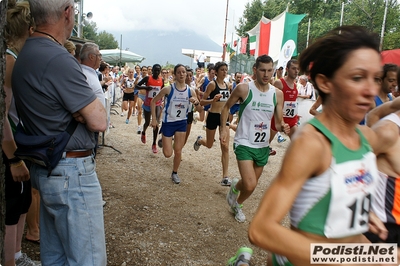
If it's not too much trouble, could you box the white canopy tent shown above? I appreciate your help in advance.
[100,49,145,65]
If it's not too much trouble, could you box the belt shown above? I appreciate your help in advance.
[65,150,93,158]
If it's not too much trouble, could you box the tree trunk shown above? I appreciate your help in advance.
[0,0,8,264]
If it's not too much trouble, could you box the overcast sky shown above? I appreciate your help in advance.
[82,0,250,45]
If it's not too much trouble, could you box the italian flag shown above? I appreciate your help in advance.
[247,11,306,61]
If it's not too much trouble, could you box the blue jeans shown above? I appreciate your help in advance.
[30,155,106,266]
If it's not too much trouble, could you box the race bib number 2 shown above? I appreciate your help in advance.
[171,103,187,119]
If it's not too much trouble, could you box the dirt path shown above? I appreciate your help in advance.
[24,109,290,266]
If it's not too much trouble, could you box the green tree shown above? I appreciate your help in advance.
[97,31,118,50]
[163,62,175,70]
[83,21,98,42]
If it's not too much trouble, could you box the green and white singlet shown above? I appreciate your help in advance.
[233,80,276,149]
[290,118,378,238]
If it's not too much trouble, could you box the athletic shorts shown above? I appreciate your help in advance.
[4,155,32,225]
[272,254,293,266]
[134,89,139,96]
[187,111,194,124]
[233,144,269,166]
[364,223,400,246]
[230,104,240,115]
[270,115,298,131]
[123,92,135,101]
[206,112,221,130]
[160,120,187,137]
[138,94,146,101]
[204,104,211,112]
[143,106,161,123]
[142,104,151,113]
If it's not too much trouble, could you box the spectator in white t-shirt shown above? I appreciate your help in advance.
[297,75,315,100]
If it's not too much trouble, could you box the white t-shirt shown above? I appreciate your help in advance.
[298,81,315,100]
[197,53,205,63]
[81,64,106,107]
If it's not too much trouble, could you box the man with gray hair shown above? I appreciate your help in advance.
[297,75,316,124]
[80,42,105,106]
[12,1,107,265]
[297,75,314,100]
[80,42,106,157]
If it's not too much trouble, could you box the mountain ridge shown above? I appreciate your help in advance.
[109,29,222,67]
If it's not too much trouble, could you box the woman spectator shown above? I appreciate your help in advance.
[63,40,75,55]
[4,1,40,265]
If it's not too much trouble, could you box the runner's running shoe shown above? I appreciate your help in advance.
[193,136,202,151]
[171,173,180,184]
[227,178,239,207]
[152,144,158,154]
[220,177,232,186]
[158,138,163,148]
[227,247,253,266]
[231,202,245,223]
[141,133,146,144]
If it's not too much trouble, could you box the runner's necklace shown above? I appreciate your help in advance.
[35,30,62,46]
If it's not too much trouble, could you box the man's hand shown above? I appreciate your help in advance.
[11,160,30,182]
[73,112,86,124]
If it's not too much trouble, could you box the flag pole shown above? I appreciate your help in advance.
[380,0,388,51]
[340,2,344,26]
[230,11,234,69]
[306,17,311,48]
[222,0,229,61]
[120,34,122,67]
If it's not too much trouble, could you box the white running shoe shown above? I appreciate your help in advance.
[171,173,180,184]
[220,177,232,186]
[231,202,245,223]
[227,247,253,266]
[226,178,239,207]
